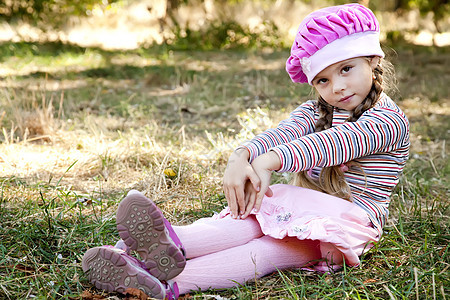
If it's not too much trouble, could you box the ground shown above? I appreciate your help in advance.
[0,18,448,300]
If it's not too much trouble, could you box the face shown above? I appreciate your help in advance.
[312,57,379,111]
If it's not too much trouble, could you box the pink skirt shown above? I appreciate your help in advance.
[216,184,380,272]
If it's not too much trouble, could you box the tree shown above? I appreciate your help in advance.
[394,0,449,33]
[0,0,120,27]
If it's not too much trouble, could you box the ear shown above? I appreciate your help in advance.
[369,56,380,70]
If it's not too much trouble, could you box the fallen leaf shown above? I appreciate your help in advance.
[80,290,106,299]
[124,287,149,300]
[363,278,377,285]
[80,290,94,300]
[164,168,177,177]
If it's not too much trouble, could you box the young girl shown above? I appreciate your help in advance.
[82,3,410,299]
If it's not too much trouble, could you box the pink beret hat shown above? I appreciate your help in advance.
[286,3,385,85]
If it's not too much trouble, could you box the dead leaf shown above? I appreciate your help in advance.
[363,278,377,285]
[164,168,177,177]
[124,287,149,300]
[80,290,106,300]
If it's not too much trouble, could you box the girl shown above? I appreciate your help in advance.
[82,3,410,299]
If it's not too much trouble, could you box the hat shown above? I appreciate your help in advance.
[286,4,385,85]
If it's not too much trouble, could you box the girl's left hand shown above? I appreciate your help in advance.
[239,179,258,219]
[249,151,282,213]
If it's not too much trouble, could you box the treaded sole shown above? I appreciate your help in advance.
[82,247,165,298]
[116,193,186,281]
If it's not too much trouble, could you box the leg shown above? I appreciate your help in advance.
[172,215,264,258]
[174,236,321,294]
[115,190,263,285]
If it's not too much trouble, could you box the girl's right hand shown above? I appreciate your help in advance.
[223,148,261,218]
[250,150,281,213]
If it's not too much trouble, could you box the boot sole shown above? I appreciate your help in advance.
[82,246,165,298]
[116,193,186,281]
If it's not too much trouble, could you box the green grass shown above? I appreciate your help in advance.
[0,41,448,299]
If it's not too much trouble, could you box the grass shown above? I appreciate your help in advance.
[0,40,448,299]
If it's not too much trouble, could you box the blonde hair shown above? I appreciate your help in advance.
[290,58,391,201]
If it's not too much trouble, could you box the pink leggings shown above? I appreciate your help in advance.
[171,215,321,294]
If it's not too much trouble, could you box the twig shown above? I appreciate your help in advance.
[414,267,419,300]
[432,272,436,300]
[21,135,52,143]
[383,284,396,300]
[429,157,438,175]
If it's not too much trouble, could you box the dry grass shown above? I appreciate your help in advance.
[0,42,448,299]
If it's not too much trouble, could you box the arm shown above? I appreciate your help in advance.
[223,148,261,218]
[223,102,315,218]
[242,101,317,162]
[272,104,410,173]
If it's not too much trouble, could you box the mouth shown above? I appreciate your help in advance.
[339,94,354,103]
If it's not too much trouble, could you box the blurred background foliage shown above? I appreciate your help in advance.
[392,0,449,32]
[0,0,448,50]
[0,0,448,24]
[0,0,123,25]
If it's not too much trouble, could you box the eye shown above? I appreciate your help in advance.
[341,66,352,73]
[316,78,328,85]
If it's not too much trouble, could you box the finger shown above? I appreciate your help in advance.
[247,171,261,192]
[254,180,270,213]
[236,187,246,217]
[242,189,257,219]
[241,190,251,219]
[226,188,239,219]
[265,186,274,197]
[224,186,231,207]
[253,192,265,214]
[240,189,251,219]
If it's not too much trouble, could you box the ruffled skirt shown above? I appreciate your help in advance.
[215,184,380,272]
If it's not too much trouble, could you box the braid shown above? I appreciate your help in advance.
[315,96,334,132]
[348,64,384,122]
[291,59,385,202]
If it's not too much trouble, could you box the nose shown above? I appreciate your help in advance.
[332,77,346,93]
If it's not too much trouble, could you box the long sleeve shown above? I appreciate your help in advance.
[242,100,317,162]
[271,101,409,173]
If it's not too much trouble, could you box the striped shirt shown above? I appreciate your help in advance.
[242,93,410,234]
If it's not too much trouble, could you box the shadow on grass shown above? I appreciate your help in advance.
[0,40,121,61]
[2,39,448,97]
